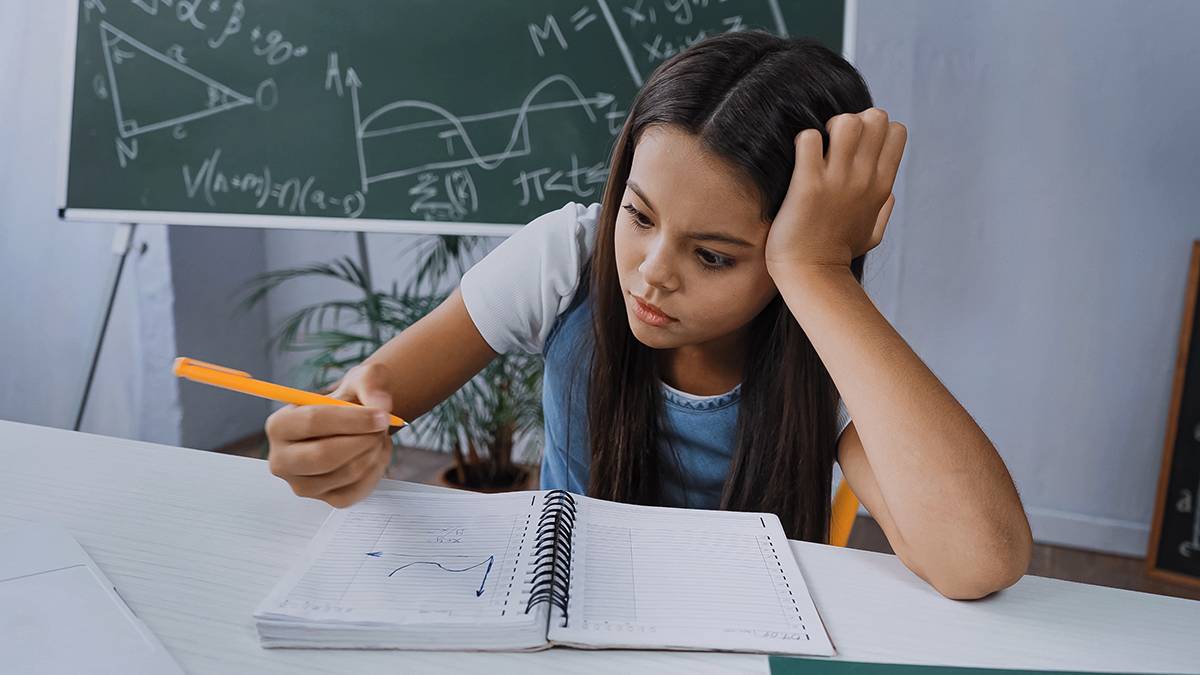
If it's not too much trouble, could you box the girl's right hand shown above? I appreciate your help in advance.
[264,362,397,508]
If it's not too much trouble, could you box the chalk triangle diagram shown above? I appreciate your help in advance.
[99,21,254,139]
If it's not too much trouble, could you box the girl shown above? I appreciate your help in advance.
[265,31,1032,600]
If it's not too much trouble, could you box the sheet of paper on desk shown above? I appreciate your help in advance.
[0,523,185,675]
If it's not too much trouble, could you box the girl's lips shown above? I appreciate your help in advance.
[632,294,677,326]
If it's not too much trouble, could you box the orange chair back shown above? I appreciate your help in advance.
[829,480,859,547]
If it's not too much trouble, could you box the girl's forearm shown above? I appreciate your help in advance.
[774,265,1031,591]
[359,288,499,422]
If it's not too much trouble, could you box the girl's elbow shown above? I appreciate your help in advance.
[934,579,1003,601]
[932,561,1025,600]
[932,528,1032,600]
[995,514,1035,590]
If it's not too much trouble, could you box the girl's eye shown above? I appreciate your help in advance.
[622,203,735,271]
[697,248,734,271]
[621,203,652,228]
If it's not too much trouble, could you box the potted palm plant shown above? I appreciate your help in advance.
[238,234,543,492]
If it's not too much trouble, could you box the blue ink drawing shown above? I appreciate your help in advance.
[366,552,495,597]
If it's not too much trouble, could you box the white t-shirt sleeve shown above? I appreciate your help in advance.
[836,398,852,440]
[460,201,602,355]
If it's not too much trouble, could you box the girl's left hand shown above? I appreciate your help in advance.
[765,107,907,278]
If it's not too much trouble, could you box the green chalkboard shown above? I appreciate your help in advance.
[61,0,844,233]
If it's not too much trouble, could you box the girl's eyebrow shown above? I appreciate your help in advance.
[626,180,755,248]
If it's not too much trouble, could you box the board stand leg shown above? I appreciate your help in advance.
[73,222,137,431]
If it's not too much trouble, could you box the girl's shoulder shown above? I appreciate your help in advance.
[459,202,602,356]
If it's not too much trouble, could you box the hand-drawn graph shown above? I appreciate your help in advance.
[273,502,534,621]
[352,72,613,192]
[367,551,496,597]
[98,20,254,139]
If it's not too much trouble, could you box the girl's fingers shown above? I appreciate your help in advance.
[273,431,380,477]
[853,108,889,176]
[826,113,864,177]
[319,457,388,509]
[793,128,824,181]
[877,121,908,190]
[288,444,387,498]
[329,364,394,417]
[267,402,390,443]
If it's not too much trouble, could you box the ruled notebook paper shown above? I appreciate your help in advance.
[255,489,834,655]
[549,495,835,656]
[254,490,551,650]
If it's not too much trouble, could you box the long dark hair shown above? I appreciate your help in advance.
[584,31,873,542]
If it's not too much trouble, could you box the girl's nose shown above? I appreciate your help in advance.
[639,243,679,292]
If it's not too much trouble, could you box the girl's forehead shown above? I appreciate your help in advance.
[628,127,767,231]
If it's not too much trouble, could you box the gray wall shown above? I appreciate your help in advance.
[853,0,1200,554]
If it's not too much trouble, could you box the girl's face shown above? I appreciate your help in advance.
[615,125,779,351]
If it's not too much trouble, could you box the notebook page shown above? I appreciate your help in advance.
[255,489,550,649]
[548,496,834,656]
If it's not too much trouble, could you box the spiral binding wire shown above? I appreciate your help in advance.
[525,489,577,626]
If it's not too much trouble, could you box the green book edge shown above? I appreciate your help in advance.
[769,656,1169,675]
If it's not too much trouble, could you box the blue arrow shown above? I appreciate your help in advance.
[475,556,494,597]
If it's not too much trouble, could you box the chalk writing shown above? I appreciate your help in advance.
[409,170,479,222]
[69,0,805,223]
[182,148,366,217]
[513,154,607,206]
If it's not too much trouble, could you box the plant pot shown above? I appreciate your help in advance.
[437,461,533,493]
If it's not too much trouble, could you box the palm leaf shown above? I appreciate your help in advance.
[407,234,486,292]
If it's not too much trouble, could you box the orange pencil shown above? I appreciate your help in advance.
[172,357,407,428]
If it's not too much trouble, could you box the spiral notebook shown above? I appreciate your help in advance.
[254,489,835,655]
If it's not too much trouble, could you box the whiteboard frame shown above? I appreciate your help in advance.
[57,0,857,237]
[62,208,522,236]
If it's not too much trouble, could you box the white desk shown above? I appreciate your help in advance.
[1,420,1196,674]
